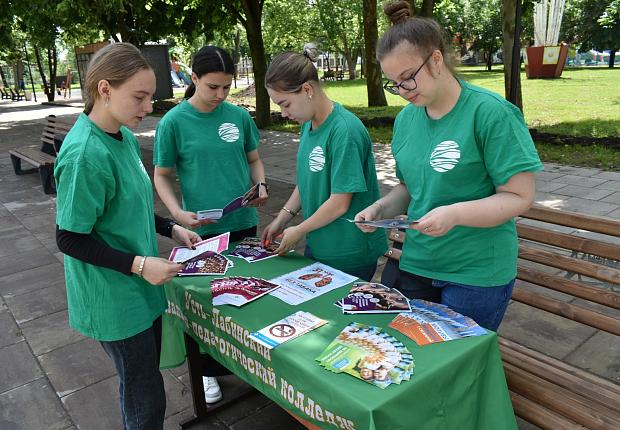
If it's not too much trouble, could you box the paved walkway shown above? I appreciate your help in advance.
[0,100,618,430]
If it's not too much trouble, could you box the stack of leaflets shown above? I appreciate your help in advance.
[389,299,487,346]
[335,282,412,314]
[178,252,233,276]
[316,322,415,389]
[228,237,279,263]
[270,262,357,305]
[197,183,260,221]
[168,232,230,263]
[249,311,328,349]
[345,218,418,229]
[211,276,280,307]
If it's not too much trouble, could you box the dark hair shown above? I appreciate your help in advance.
[84,43,152,114]
[184,46,235,99]
[377,1,456,75]
[265,43,319,93]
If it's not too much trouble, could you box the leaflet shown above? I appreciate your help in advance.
[177,251,232,276]
[335,282,411,314]
[211,276,280,307]
[249,311,328,349]
[344,218,418,229]
[168,232,230,263]
[197,183,260,221]
[228,237,279,263]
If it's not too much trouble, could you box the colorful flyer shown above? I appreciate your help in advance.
[229,237,279,263]
[345,218,418,229]
[178,251,232,276]
[211,276,280,307]
[197,183,260,221]
[250,311,328,349]
[168,232,230,263]
[389,299,487,346]
[336,282,411,314]
[269,262,357,305]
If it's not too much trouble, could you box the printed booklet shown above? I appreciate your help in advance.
[269,262,357,305]
[197,183,260,221]
[211,276,280,307]
[345,218,418,229]
[316,322,415,389]
[389,299,487,346]
[250,311,328,349]
[177,251,233,276]
[228,237,279,263]
[168,232,230,263]
[335,282,411,314]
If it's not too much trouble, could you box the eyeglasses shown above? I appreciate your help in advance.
[383,53,433,95]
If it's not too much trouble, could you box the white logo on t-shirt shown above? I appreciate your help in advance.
[218,123,240,142]
[430,140,460,172]
[308,146,325,172]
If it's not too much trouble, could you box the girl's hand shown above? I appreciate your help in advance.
[354,202,384,233]
[412,205,459,237]
[246,184,269,207]
[171,224,201,248]
[274,226,304,256]
[173,209,215,229]
[136,257,184,285]
[261,218,286,246]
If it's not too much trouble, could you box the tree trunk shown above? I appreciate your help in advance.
[34,45,50,100]
[363,0,387,106]
[501,0,523,110]
[609,49,616,68]
[344,52,357,79]
[0,67,8,88]
[420,0,435,17]
[242,0,270,128]
[486,51,492,71]
[46,44,57,102]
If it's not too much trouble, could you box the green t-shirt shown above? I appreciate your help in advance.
[54,113,165,341]
[297,103,387,272]
[153,100,259,236]
[392,81,543,287]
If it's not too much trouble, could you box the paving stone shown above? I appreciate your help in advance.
[534,171,567,181]
[61,376,123,430]
[0,307,23,348]
[601,191,620,205]
[604,207,620,220]
[592,171,620,181]
[598,180,620,192]
[0,215,23,231]
[163,369,193,419]
[5,282,67,324]
[560,197,619,216]
[0,341,44,392]
[551,166,601,177]
[19,213,57,235]
[549,174,608,188]
[0,378,72,430]
[0,247,58,278]
[563,330,620,383]
[177,408,229,430]
[230,401,306,430]
[0,261,63,300]
[20,310,85,356]
[551,185,614,201]
[38,337,115,397]
[498,301,597,360]
[0,225,44,258]
[535,181,567,193]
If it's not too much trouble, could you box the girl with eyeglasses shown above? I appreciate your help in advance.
[355,2,542,331]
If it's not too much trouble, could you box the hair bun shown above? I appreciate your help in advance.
[384,1,412,25]
[302,43,319,63]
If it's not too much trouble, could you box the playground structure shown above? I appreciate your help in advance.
[526,0,568,79]
[170,60,191,87]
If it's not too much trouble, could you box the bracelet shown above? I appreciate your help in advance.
[138,256,147,277]
[281,206,298,217]
[258,182,269,192]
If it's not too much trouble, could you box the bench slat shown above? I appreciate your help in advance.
[504,362,620,430]
[517,224,620,261]
[9,147,56,167]
[518,265,620,310]
[522,205,620,237]
[509,391,586,430]
[519,244,620,285]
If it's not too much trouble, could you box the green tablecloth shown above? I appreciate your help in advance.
[161,252,517,430]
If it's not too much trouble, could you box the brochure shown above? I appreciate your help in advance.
[168,232,230,263]
[250,311,328,349]
[389,299,487,346]
[229,237,280,263]
[211,276,280,307]
[269,262,357,305]
[335,282,411,314]
[197,183,260,221]
[178,251,232,276]
[344,218,418,229]
[316,322,415,389]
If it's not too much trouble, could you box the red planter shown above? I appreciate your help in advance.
[525,44,569,79]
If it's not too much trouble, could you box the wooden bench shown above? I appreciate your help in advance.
[383,204,620,429]
[0,87,11,100]
[9,88,25,101]
[9,115,73,194]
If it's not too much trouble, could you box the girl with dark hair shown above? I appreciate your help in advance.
[262,44,387,281]
[355,2,543,331]
[153,45,267,403]
[54,42,201,429]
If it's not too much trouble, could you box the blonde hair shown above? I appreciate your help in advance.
[84,43,153,114]
[265,43,320,93]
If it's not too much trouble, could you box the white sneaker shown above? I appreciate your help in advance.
[202,376,223,404]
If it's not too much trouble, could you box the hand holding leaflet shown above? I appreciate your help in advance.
[197,183,260,221]
[344,218,418,229]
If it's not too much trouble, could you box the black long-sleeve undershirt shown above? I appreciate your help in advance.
[56,214,175,275]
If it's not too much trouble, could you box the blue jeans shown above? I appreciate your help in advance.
[394,271,514,331]
[304,246,377,282]
[100,317,165,430]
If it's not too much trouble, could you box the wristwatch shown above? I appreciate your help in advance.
[258,182,269,193]
[164,219,177,238]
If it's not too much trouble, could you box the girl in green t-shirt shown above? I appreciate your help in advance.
[262,45,387,281]
[54,43,201,429]
[355,4,542,331]
[154,46,268,242]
